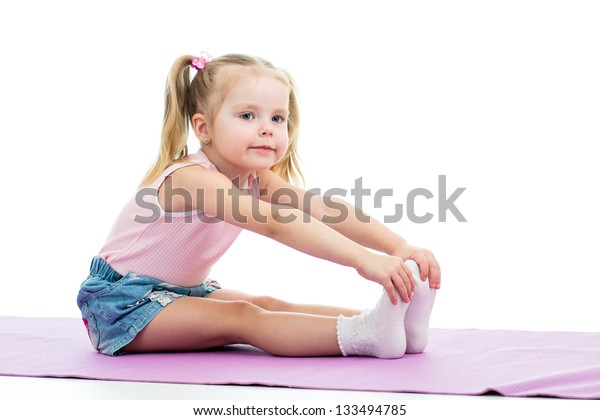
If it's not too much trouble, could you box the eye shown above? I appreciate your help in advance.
[240,112,255,120]
[272,115,286,123]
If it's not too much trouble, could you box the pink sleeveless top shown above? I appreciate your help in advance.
[99,150,259,286]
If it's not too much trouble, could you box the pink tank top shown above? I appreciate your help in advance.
[99,150,259,286]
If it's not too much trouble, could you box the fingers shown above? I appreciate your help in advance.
[429,264,441,289]
[384,283,399,305]
[426,252,441,289]
[410,254,429,282]
[410,251,441,289]
[391,269,413,304]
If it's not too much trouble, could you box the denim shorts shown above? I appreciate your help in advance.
[76,256,221,356]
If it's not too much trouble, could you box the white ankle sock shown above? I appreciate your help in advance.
[403,260,437,353]
[336,290,408,359]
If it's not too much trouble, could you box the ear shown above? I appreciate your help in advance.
[191,113,210,140]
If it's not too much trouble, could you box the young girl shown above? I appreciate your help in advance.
[77,52,440,359]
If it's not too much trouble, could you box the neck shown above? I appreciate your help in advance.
[201,148,251,188]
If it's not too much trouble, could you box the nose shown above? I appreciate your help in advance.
[260,121,274,137]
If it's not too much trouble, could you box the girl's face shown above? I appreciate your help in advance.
[208,74,290,177]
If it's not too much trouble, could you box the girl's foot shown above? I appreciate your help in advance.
[336,289,409,359]
[403,260,437,353]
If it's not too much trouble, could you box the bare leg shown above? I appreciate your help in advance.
[122,296,342,357]
[208,289,361,317]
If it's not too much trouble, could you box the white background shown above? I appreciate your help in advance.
[1,0,599,333]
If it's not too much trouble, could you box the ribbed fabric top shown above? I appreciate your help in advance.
[99,150,259,286]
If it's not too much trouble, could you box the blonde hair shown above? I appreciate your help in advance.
[140,54,303,186]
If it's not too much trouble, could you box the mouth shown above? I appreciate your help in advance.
[250,146,275,152]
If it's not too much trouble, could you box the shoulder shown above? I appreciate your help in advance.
[167,164,231,192]
[257,170,317,207]
[257,169,298,195]
[158,164,234,212]
[257,169,284,188]
[170,163,207,181]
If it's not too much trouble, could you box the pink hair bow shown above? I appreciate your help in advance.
[190,52,212,71]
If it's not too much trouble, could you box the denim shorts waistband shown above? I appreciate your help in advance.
[89,256,123,283]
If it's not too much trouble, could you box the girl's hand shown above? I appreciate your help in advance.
[391,244,441,289]
[356,253,416,304]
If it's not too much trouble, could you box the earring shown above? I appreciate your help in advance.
[204,138,209,146]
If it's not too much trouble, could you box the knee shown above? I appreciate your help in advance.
[223,300,262,322]
[210,300,262,344]
[249,295,290,312]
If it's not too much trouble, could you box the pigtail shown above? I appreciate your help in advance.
[140,55,194,186]
[270,73,304,186]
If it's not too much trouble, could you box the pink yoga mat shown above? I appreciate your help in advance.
[1,316,599,399]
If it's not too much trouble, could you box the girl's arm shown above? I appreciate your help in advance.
[257,170,441,288]
[160,166,416,303]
